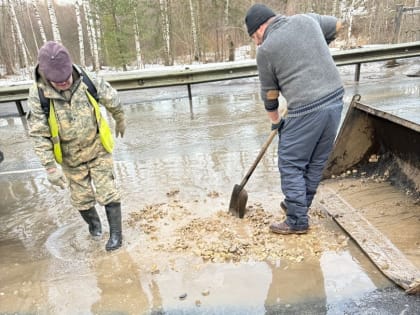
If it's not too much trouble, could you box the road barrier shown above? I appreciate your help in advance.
[1,41,419,116]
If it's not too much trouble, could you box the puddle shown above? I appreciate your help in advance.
[1,61,420,313]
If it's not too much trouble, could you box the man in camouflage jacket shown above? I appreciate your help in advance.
[27,41,126,251]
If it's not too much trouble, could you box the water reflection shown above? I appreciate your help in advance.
[153,261,271,314]
[46,260,99,314]
[320,251,377,314]
[92,250,151,314]
[1,63,419,313]
[0,174,70,254]
[265,258,327,314]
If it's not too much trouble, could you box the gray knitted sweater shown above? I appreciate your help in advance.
[257,14,343,115]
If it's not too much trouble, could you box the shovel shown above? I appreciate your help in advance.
[228,109,286,218]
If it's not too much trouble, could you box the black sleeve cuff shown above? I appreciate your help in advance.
[264,99,279,111]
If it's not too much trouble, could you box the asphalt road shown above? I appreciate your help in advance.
[0,58,419,314]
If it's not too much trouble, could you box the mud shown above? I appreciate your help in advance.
[322,175,420,269]
[126,198,346,264]
[1,58,420,314]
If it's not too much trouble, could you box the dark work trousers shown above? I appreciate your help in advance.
[278,100,343,230]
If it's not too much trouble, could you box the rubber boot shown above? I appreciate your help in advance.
[105,202,122,251]
[79,207,102,237]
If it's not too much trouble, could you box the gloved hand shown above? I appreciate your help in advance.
[47,168,67,189]
[271,118,284,131]
[115,119,126,138]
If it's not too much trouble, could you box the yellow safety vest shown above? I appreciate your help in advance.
[47,91,114,164]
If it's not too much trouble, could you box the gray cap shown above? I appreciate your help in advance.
[245,4,276,36]
[38,41,73,82]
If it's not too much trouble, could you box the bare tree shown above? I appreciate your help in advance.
[196,0,203,60]
[93,4,103,65]
[332,0,338,16]
[46,0,61,42]
[340,0,367,47]
[1,0,17,74]
[189,0,200,61]
[159,0,173,66]
[224,0,230,25]
[31,0,47,45]
[27,0,46,50]
[75,0,85,66]
[416,0,420,41]
[0,0,418,72]
[8,0,29,69]
[83,0,99,70]
[133,6,143,69]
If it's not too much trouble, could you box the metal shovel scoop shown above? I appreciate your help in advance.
[229,109,287,218]
[228,128,278,218]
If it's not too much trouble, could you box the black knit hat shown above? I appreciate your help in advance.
[38,41,73,83]
[245,4,276,36]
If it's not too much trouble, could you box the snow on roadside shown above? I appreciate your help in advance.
[1,46,419,87]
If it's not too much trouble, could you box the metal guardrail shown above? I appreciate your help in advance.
[402,6,420,13]
[332,41,420,65]
[98,41,420,90]
[0,41,419,115]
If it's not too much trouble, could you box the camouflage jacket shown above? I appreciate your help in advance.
[27,65,125,169]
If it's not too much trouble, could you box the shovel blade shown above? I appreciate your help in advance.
[228,184,248,219]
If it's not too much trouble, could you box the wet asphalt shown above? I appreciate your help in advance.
[0,58,419,314]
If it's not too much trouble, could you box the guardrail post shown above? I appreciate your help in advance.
[187,84,194,118]
[354,63,361,82]
[16,101,25,116]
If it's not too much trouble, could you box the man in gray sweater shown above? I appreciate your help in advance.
[245,4,344,234]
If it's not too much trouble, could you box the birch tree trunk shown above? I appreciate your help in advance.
[159,0,172,66]
[46,0,62,42]
[83,0,100,70]
[31,0,47,45]
[133,7,143,69]
[75,0,85,66]
[26,1,40,51]
[332,0,338,16]
[93,5,103,65]
[224,0,229,26]
[2,0,17,74]
[189,0,200,61]
[347,1,354,44]
[8,0,29,69]
[416,0,420,41]
[196,0,202,57]
[224,0,233,61]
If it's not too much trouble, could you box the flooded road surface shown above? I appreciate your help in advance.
[1,58,419,314]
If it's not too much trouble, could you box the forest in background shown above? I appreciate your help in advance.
[0,0,419,77]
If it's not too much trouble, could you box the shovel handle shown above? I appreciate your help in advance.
[238,128,277,188]
[238,108,287,189]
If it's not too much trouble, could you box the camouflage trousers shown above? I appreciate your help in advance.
[62,152,120,211]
